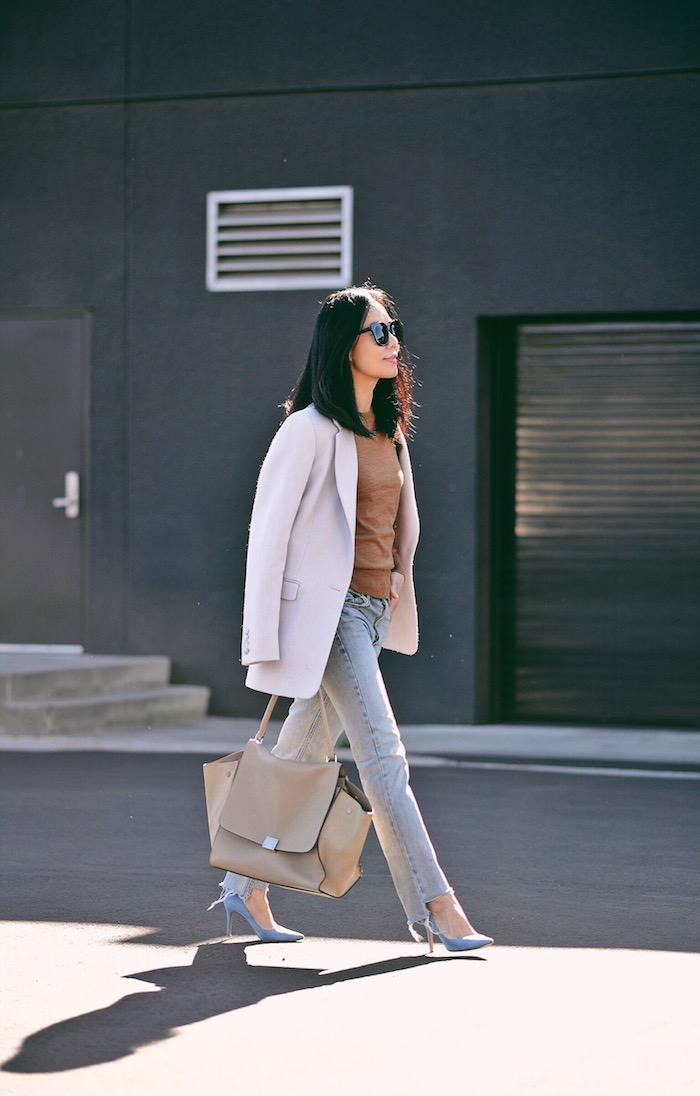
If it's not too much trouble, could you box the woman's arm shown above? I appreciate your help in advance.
[242,413,316,664]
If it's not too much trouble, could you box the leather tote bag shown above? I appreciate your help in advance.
[203,693,373,898]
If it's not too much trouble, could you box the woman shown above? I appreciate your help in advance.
[210,285,493,953]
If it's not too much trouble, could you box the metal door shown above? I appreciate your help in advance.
[0,314,88,645]
[489,319,700,727]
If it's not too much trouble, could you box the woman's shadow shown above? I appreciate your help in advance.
[3,941,465,1074]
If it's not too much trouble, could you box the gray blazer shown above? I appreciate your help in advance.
[242,404,420,698]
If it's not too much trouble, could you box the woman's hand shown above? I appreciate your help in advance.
[389,570,405,614]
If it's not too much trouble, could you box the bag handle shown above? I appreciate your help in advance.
[254,691,335,758]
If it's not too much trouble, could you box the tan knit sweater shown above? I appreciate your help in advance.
[350,418,405,598]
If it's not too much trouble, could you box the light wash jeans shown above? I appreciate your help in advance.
[222,589,452,939]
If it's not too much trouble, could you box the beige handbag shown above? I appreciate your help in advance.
[203,693,373,898]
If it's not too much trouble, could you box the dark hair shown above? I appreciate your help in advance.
[285,285,415,438]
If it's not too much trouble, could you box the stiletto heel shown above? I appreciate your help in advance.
[218,892,304,943]
[424,917,493,954]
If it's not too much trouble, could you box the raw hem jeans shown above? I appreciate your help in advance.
[223,589,452,939]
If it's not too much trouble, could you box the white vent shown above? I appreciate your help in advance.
[206,186,353,292]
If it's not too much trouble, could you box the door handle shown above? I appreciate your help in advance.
[52,471,80,519]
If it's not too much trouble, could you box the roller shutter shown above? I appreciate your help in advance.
[511,321,700,726]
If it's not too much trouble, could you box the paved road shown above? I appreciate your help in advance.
[1,751,698,1094]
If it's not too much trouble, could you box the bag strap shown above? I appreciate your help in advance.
[254,691,334,759]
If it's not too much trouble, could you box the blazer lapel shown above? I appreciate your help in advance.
[333,423,357,538]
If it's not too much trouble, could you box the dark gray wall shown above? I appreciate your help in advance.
[2,1,699,720]
[2,0,698,102]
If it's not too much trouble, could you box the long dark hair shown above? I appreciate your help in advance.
[285,285,415,438]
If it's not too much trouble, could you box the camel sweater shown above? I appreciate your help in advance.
[350,422,405,598]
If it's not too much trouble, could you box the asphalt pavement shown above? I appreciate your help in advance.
[1,719,699,1096]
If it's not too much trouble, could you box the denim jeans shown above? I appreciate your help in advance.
[223,589,452,938]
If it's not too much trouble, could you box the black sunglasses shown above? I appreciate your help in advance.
[357,319,404,346]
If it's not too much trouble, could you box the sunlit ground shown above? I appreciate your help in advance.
[1,922,696,1095]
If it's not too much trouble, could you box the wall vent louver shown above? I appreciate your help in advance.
[206,186,353,292]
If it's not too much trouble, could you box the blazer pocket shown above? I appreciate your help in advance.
[281,578,300,601]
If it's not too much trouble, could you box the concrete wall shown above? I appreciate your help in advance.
[1,1,698,720]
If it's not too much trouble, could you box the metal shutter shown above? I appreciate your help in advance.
[513,321,700,726]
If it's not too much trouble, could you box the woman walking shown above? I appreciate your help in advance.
[210,285,493,953]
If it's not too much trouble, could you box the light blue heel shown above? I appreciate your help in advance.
[223,892,304,943]
[426,917,493,953]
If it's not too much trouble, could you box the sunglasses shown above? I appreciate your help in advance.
[357,319,404,346]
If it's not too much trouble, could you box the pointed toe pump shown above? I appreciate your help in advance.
[222,892,304,943]
[426,918,493,954]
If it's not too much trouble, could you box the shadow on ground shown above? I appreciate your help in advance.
[2,941,468,1074]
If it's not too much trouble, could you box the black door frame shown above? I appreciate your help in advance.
[477,309,700,726]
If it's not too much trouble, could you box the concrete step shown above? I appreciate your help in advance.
[0,654,210,735]
[0,654,172,701]
[1,685,211,735]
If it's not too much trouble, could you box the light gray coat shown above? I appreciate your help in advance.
[242,404,420,698]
